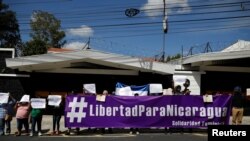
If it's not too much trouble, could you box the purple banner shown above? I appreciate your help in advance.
[65,95,232,128]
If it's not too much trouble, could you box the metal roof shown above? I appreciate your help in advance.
[6,49,174,75]
[182,49,250,64]
[222,40,250,52]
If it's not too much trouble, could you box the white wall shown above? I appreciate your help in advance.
[173,71,205,95]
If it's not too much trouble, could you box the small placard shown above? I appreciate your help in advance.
[203,95,213,103]
[96,95,106,102]
[247,88,250,96]
[149,84,163,94]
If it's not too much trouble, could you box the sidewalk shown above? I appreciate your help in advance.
[8,116,250,135]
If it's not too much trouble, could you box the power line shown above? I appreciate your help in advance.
[18,15,250,34]
[13,1,250,18]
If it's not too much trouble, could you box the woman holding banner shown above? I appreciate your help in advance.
[65,90,80,135]
[129,93,139,135]
[99,90,113,134]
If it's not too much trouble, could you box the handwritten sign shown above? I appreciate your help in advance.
[149,84,163,94]
[83,84,96,94]
[31,98,46,109]
[0,92,9,103]
[48,95,62,106]
[96,94,106,102]
[203,95,213,103]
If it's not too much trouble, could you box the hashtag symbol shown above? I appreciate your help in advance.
[67,97,88,123]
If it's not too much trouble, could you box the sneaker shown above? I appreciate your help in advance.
[38,132,42,136]
[51,131,55,135]
[136,131,140,135]
[65,131,70,135]
[55,131,60,135]
[30,132,33,137]
[129,131,133,135]
[15,131,21,136]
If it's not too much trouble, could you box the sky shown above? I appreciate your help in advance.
[4,0,250,58]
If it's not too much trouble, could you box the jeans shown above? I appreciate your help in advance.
[17,118,29,133]
[31,116,42,133]
[0,118,5,135]
[53,115,61,131]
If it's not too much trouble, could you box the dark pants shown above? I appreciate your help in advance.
[17,118,29,133]
[31,116,42,133]
[5,120,11,134]
[53,115,61,131]
[0,118,5,135]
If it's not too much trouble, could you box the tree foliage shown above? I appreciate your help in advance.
[0,0,21,51]
[22,39,47,56]
[30,10,66,48]
[166,53,181,62]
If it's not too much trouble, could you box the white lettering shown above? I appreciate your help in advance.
[106,107,112,116]
[139,105,145,116]
[146,107,152,116]
[90,105,94,116]
[160,107,165,116]
[120,105,124,116]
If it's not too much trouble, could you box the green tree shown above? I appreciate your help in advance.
[165,53,181,62]
[23,39,47,56]
[30,10,66,48]
[0,0,21,52]
[172,53,181,60]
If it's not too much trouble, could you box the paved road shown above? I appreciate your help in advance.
[1,115,249,141]
[0,133,207,141]
[7,115,250,135]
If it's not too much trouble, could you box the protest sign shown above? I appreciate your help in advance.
[83,84,96,94]
[48,95,62,106]
[203,95,213,103]
[31,98,46,109]
[0,92,9,103]
[96,94,106,102]
[149,84,163,94]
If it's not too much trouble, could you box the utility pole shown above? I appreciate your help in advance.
[161,0,167,62]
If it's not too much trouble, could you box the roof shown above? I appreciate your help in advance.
[47,47,73,53]
[167,40,250,73]
[222,40,250,52]
[168,40,250,65]
[6,49,174,75]
[182,50,250,64]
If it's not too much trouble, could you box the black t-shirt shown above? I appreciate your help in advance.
[232,92,245,108]
[52,105,63,116]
